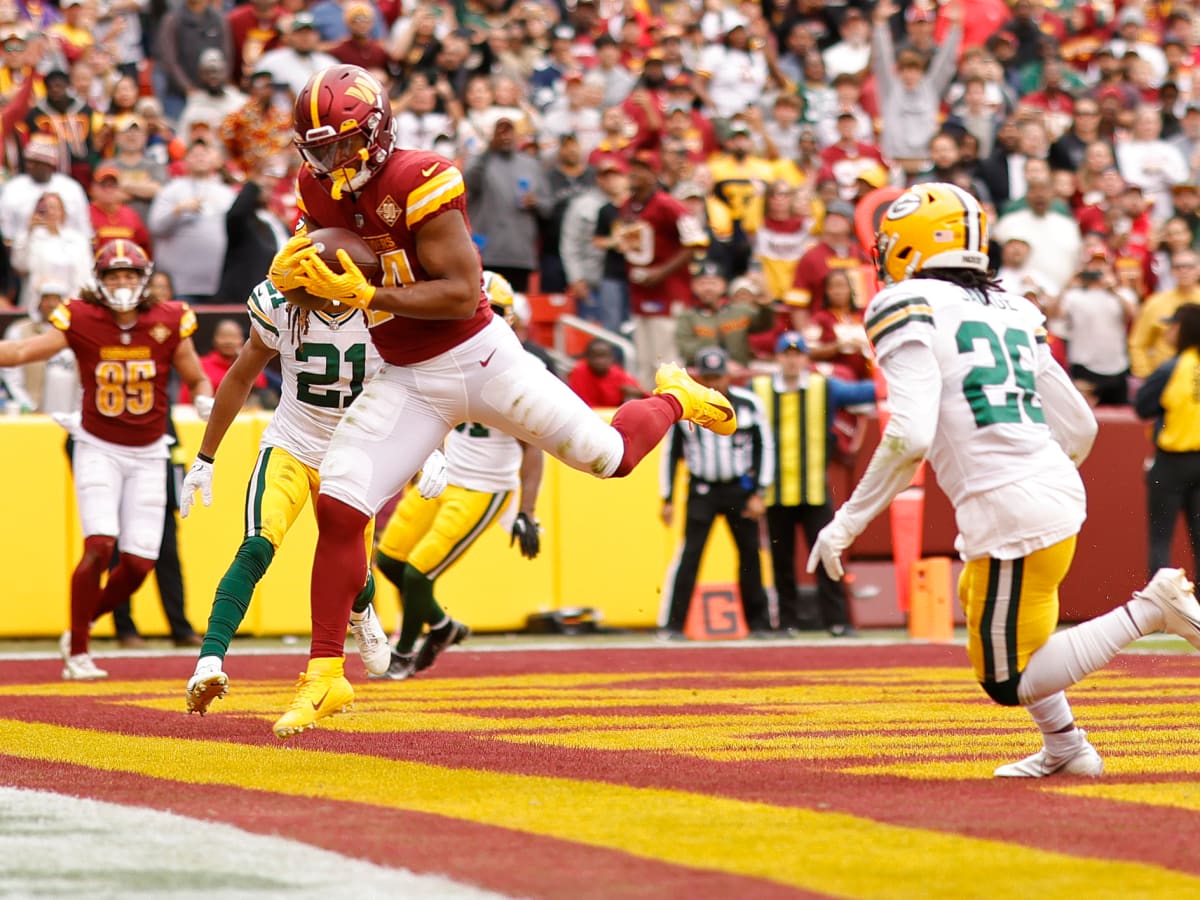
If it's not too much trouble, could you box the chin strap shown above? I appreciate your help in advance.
[327,148,371,201]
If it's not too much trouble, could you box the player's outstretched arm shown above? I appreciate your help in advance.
[0,328,67,367]
[195,329,278,461]
[368,210,483,320]
[808,342,939,579]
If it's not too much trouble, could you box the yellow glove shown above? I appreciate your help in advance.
[268,232,317,293]
[298,248,378,309]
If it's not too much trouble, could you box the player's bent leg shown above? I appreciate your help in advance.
[993,693,1104,778]
[273,656,355,739]
[68,535,116,657]
[186,536,276,715]
[92,553,157,621]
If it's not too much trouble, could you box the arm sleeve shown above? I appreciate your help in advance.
[831,341,940,538]
[871,24,894,103]
[1035,343,1098,466]
[558,196,589,285]
[927,25,962,93]
[1134,360,1173,421]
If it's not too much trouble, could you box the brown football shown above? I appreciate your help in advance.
[283,227,380,310]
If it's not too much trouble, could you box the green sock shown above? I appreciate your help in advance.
[200,536,274,661]
[396,565,446,653]
[351,570,376,614]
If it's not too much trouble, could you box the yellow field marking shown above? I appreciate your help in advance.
[1050,782,1200,812]
[1,718,1199,898]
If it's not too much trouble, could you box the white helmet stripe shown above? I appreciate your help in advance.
[944,182,982,253]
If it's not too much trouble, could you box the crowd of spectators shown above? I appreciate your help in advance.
[1,0,1199,411]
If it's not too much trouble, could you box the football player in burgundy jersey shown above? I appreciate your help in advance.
[0,240,213,680]
[263,63,738,738]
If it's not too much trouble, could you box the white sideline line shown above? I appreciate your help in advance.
[0,787,507,899]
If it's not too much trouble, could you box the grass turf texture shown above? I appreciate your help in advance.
[2,643,1199,898]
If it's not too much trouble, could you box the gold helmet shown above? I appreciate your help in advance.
[875,182,989,284]
[482,270,515,321]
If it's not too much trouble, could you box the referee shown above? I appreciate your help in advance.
[1134,302,1200,579]
[660,347,774,638]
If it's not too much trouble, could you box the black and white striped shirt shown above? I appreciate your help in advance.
[660,386,775,501]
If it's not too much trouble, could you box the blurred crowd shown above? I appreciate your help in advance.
[1,0,1199,408]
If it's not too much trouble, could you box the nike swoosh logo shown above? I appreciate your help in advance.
[480,349,497,367]
[421,164,439,177]
[716,406,734,421]
[310,688,330,710]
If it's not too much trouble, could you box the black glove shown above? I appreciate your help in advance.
[510,512,540,559]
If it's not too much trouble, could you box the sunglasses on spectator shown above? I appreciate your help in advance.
[3,40,24,51]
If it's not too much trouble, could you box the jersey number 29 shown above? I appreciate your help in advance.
[956,321,1046,428]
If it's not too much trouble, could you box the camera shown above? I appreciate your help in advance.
[1079,269,1103,284]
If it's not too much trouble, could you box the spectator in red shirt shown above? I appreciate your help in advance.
[567,338,645,408]
[88,164,152,252]
[330,2,389,78]
[786,200,869,332]
[181,317,268,405]
[226,0,283,88]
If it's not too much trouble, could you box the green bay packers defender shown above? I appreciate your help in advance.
[180,279,447,715]
[373,272,544,680]
[808,182,1200,777]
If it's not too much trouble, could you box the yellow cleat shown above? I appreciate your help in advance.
[272,657,355,739]
[653,362,737,436]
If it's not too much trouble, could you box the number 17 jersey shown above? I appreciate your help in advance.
[865,279,1084,529]
[248,282,382,470]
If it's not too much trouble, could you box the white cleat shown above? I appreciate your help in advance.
[58,631,71,662]
[994,731,1104,778]
[1136,568,1200,651]
[350,604,391,676]
[62,653,108,681]
[186,661,230,716]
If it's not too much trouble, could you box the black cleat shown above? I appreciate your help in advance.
[414,620,469,672]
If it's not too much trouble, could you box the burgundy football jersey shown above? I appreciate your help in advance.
[296,150,492,366]
[616,189,708,317]
[50,299,196,447]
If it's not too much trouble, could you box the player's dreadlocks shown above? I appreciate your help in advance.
[287,304,312,350]
[912,268,1004,302]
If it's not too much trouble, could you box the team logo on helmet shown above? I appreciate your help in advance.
[294,65,395,199]
[875,183,989,284]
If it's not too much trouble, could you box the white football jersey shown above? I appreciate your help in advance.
[865,278,1086,558]
[247,282,383,469]
[445,420,523,493]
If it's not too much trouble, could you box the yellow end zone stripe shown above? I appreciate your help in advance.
[2,718,1199,897]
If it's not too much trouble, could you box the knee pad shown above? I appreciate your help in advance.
[981,675,1023,707]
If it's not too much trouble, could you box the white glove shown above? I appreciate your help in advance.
[806,515,857,581]
[416,449,448,499]
[50,410,81,436]
[194,395,214,422]
[180,458,214,518]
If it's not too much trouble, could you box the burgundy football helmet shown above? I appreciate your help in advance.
[93,239,153,311]
[293,65,394,198]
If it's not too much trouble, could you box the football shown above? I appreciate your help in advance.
[283,227,380,311]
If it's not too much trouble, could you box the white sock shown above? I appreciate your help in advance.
[1023,691,1080,759]
[1017,606,1143,704]
[1125,595,1165,634]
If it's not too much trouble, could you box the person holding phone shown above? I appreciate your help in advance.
[1045,251,1136,406]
